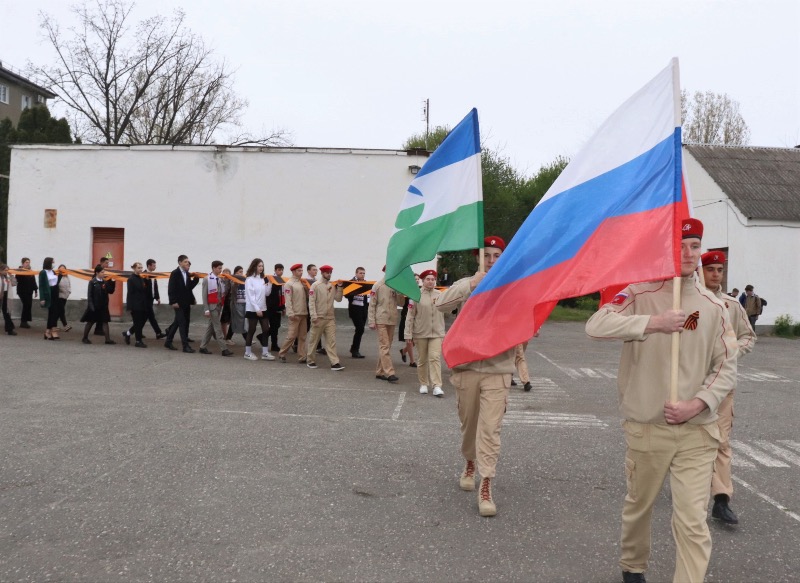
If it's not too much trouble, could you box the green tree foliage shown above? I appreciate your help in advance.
[403,124,568,280]
[0,105,74,261]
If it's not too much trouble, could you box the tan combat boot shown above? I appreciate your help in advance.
[478,477,496,517]
[459,460,476,491]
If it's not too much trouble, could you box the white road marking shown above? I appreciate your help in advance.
[580,368,601,378]
[597,368,617,379]
[778,440,800,454]
[755,440,800,466]
[535,352,582,379]
[392,392,406,421]
[503,411,607,428]
[732,456,755,468]
[732,476,800,523]
[732,440,790,467]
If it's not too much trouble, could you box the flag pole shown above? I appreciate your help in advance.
[479,248,485,272]
[670,57,682,404]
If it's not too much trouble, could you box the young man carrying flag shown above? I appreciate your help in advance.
[435,236,515,518]
[586,218,737,583]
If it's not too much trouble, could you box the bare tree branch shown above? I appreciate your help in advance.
[681,89,751,146]
[29,0,289,146]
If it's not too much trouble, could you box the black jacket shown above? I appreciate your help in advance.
[126,274,149,312]
[15,273,38,296]
[167,268,199,308]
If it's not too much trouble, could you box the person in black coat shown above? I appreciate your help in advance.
[265,263,285,351]
[93,257,116,336]
[164,255,199,353]
[125,262,149,347]
[80,265,114,344]
[16,257,38,328]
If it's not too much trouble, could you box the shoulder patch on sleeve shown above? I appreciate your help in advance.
[611,292,629,306]
[284,288,292,295]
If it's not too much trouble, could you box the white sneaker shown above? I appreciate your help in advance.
[419,385,428,395]
[243,353,258,361]
[432,386,444,397]
[261,353,275,361]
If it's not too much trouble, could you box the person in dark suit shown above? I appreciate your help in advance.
[124,258,165,341]
[265,263,285,351]
[16,257,38,328]
[125,262,149,348]
[93,257,116,336]
[164,255,199,353]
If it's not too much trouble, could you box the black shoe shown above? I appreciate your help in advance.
[409,362,417,368]
[511,379,517,386]
[20,322,31,329]
[141,335,147,339]
[123,332,131,345]
[712,494,739,524]
[376,375,388,381]
[271,346,280,352]
[221,349,233,357]
[331,363,345,371]
[316,347,326,355]
[82,337,92,344]
[164,341,177,351]
[183,346,196,353]
[622,572,646,583]
[187,338,195,343]
[156,332,167,339]
[104,340,117,345]
[351,352,365,359]
[386,375,399,383]
[7,330,17,336]
[291,344,297,353]
[199,347,212,355]
[524,381,532,392]
[399,349,407,363]
[135,341,147,348]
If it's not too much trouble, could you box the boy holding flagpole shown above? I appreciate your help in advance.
[585,218,737,583]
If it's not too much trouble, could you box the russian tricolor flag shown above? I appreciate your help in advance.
[443,59,687,367]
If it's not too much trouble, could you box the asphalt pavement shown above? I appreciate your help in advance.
[1,317,798,582]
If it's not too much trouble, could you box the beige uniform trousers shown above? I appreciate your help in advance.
[451,370,511,479]
[375,324,395,376]
[200,304,227,352]
[710,390,735,498]
[621,421,719,583]
[514,342,530,383]
[307,318,338,365]
[279,315,308,360]
[415,337,443,388]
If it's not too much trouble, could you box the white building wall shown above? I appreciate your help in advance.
[684,149,800,325]
[8,145,431,302]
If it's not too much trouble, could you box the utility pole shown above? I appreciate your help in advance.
[421,98,430,150]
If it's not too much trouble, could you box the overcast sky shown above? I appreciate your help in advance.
[2,0,798,175]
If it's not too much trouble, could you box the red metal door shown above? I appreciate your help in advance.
[91,228,125,317]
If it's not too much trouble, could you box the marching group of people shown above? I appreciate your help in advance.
[0,220,764,581]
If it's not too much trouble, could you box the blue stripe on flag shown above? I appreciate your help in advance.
[414,108,480,179]
[477,131,679,293]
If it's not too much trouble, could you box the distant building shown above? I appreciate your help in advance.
[0,61,57,126]
[684,144,800,326]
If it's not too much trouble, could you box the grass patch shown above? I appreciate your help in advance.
[549,305,595,322]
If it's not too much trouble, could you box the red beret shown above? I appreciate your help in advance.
[320,265,333,273]
[419,269,437,280]
[681,218,703,239]
[290,263,303,271]
[473,235,506,255]
[701,250,726,266]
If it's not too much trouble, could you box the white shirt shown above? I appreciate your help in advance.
[245,275,268,312]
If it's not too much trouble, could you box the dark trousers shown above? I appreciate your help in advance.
[349,307,368,353]
[57,298,68,326]
[18,292,33,323]
[2,294,15,332]
[129,304,162,336]
[131,310,147,342]
[267,309,282,349]
[166,306,191,347]
[46,286,60,329]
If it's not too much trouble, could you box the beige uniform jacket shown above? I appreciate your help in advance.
[283,276,308,317]
[309,280,343,320]
[713,288,756,355]
[367,278,404,326]
[585,275,738,425]
[404,287,445,339]
[436,276,516,374]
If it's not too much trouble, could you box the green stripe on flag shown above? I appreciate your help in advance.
[385,201,484,300]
